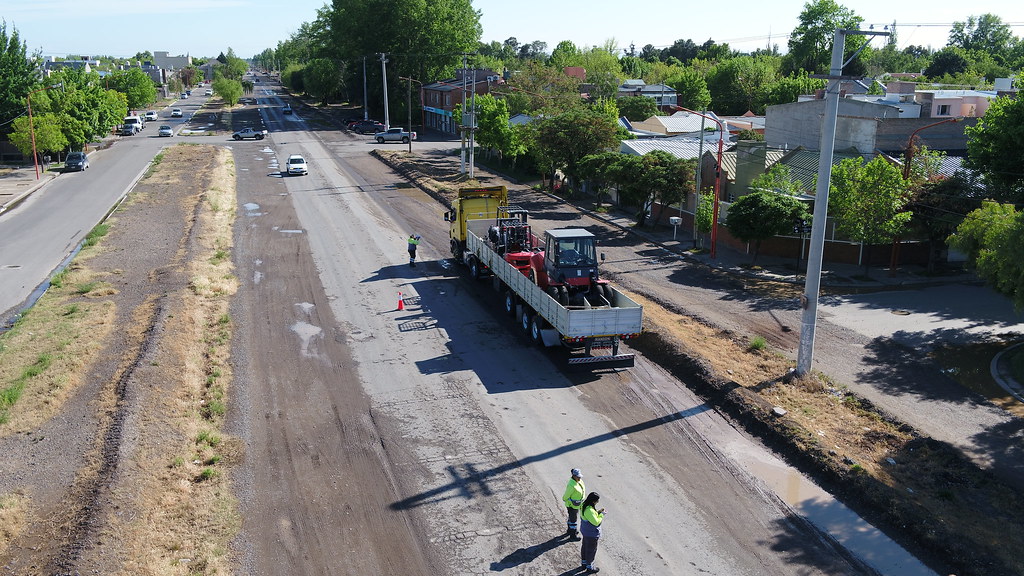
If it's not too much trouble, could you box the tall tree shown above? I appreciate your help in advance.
[666,66,711,110]
[8,113,68,159]
[783,0,867,76]
[0,21,38,138]
[532,107,620,192]
[109,68,157,110]
[965,95,1024,201]
[642,150,696,227]
[304,58,342,104]
[827,155,911,274]
[726,190,810,264]
[948,13,1017,65]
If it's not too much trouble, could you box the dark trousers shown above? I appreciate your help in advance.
[566,506,579,532]
[581,536,599,566]
[408,248,417,264]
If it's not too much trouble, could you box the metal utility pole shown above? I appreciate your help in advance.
[407,76,413,153]
[460,54,468,175]
[469,69,477,179]
[380,53,390,129]
[796,28,889,376]
[362,57,368,120]
[692,113,706,247]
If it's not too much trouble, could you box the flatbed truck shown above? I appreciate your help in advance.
[446,187,642,368]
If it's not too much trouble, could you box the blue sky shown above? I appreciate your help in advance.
[5,0,1022,60]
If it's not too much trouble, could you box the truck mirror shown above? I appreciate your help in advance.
[600,253,606,262]
[444,211,452,222]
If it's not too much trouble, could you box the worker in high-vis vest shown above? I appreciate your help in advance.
[407,234,420,267]
[561,468,585,540]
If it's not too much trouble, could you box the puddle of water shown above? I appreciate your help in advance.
[290,321,322,357]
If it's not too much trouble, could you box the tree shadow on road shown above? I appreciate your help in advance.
[489,534,575,572]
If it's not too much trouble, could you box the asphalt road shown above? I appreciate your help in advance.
[0,92,211,321]
[223,86,934,575]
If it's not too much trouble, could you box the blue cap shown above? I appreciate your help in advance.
[571,468,582,478]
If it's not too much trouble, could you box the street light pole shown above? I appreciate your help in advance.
[379,53,390,129]
[675,107,724,258]
[796,28,889,376]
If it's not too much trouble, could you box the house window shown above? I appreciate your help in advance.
[432,93,439,104]
[937,104,951,116]
[445,94,451,105]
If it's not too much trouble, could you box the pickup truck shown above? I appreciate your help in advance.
[232,127,267,140]
[374,127,417,143]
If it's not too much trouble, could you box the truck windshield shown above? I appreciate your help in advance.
[557,238,596,267]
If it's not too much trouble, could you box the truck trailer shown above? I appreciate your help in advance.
[445,187,642,368]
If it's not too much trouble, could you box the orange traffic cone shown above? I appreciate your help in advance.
[397,292,405,311]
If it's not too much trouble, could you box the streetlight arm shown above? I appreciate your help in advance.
[674,106,726,259]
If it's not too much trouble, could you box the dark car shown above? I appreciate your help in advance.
[352,120,385,134]
[64,151,89,172]
[283,104,293,115]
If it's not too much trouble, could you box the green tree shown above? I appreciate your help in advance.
[707,55,778,115]
[0,21,39,138]
[965,95,1024,200]
[212,78,243,106]
[642,150,696,227]
[948,201,1024,308]
[221,48,249,80]
[695,191,716,247]
[549,40,582,69]
[109,68,157,110]
[726,189,810,264]
[578,151,622,207]
[783,0,867,76]
[579,43,624,99]
[666,66,711,110]
[924,47,971,78]
[532,107,620,192]
[827,155,912,274]
[617,95,659,121]
[8,113,68,159]
[751,163,804,195]
[324,0,481,117]
[304,58,341,104]
[606,153,648,221]
[909,171,985,272]
[948,14,1017,65]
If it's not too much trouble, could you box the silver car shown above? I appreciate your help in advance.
[158,125,173,137]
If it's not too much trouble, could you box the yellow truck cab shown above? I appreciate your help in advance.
[444,186,507,261]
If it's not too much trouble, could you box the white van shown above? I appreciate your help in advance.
[123,115,144,133]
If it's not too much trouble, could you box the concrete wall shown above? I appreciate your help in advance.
[766,99,901,154]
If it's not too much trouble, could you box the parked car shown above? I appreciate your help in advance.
[64,151,89,172]
[171,108,183,117]
[232,127,268,140]
[144,111,158,121]
[374,127,416,144]
[120,124,136,136]
[158,125,173,137]
[180,92,188,99]
[186,89,192,96]
[282,104,293,115]
[351,120,385,134]
[286,154,308,176]
[205,89,213,96]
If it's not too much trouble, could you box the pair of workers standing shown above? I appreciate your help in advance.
[561,468,606,574]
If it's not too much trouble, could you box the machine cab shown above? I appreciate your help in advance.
[544,229,599,286]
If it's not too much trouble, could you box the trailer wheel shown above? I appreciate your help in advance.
[520,307,533,332]
[469,257,481,280]
[504,291,517,317]
[530,315,546,344]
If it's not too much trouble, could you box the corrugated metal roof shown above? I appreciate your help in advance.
[772,147,866,192]
[619,137,706,159]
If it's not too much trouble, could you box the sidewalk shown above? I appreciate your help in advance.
[0,166,58,215]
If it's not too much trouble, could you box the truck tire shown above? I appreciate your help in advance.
[450,240,463,261]
[520,307,533,332]
[530,315,546,344]
[233,135,242,140]
[469,257,481,280]
[402,137,409,143]
[557,286,569,306]
[504,291,516,317]
[377,136,385,143]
